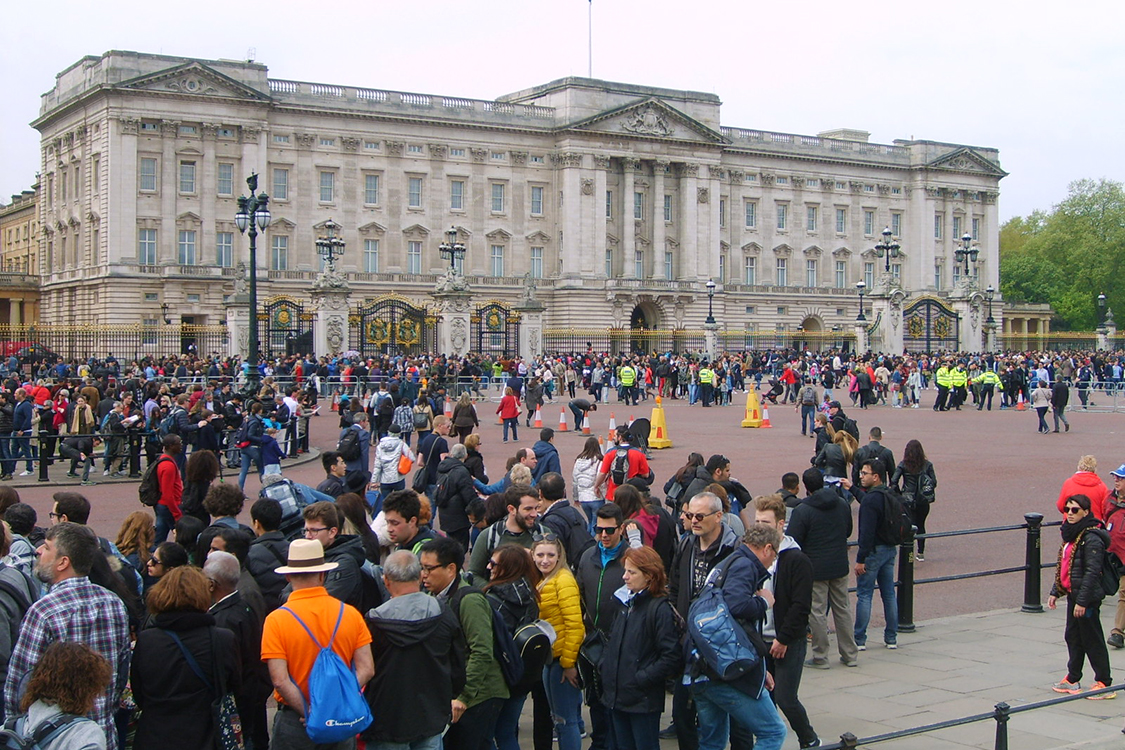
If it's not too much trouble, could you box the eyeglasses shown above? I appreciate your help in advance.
[487,560,498,568]
[594,526,621,536]
[683,511,720,522]
[302,527,329,537]
[48,512,60,520]
[1064,506,1084,514]
[420,563,446,573]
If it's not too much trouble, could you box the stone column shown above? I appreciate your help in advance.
[434,290,473,357]
[703,322,719,361]
[311,287,351,357]
[224,294,251,360]
[854,321,869,354]
[516,298,547,358]
[950,293,984,353]
[680,163,699,280]
[622,158,638,278]
[9,301,20,327]
[652,160,667,279]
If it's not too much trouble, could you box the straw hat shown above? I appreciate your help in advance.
[275,539,339,575]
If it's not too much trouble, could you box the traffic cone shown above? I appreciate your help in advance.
[558,407,569,432]
[607,413,617,443]
[741,389,763,428]
[1016,392,1027,411]
[582,414,591,435]
[331,392,340,412]
[444,398,453,418]
[760,404,773,428]
[533,407,543,428]
[648,396,672,449]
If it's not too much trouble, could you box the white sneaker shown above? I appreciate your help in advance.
[103,469,111,476]
[18,470,31,477]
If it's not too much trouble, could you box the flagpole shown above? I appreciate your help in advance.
[588,0,593,77]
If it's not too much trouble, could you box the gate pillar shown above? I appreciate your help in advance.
[950,292,985,353]
[435,291,473,357]
[311,274,351,358]
[224,296,251,360]
[516,298,546,358]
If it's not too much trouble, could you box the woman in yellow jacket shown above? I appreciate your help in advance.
[533,536,585,750]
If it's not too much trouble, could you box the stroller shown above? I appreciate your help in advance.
[628,417,653,459]
[764,378,784,405]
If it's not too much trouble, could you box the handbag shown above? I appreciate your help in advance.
[398,450,414,475]
[411,436,439,493]
[164,629,243,750]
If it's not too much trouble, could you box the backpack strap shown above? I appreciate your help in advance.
[163,629,214,693]
[24,714,88,748]
[280,606,331,650]
[266,542,288,568]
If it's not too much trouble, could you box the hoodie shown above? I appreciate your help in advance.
[1057,471,1110,521]
[364,592,465,744]
[531,440,561,482]
[786,488,853,581]
[374,435,409,485]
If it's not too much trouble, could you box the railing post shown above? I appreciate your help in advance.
[839,732,858,749]
[1022,512,1045,613]
[288,414,299,458]
[128,433,142,477]
[37,433,49,483]
[993,701,1010,750]
[897,524,916,632]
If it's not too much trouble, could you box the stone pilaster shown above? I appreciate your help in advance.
[516,298,547,358]
[224,295,251,360]
[622,158,638,278]
[311,287,351,357]
[434,290,473,357]
[854,322,869,354]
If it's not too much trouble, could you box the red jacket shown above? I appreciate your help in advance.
[157,453,184,521]
[497,394,520,420]
[1057,471,1110,521]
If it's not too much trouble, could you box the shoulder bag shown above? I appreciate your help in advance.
[164,629,243,750]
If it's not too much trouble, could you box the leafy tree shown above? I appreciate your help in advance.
[999,179,1125,330]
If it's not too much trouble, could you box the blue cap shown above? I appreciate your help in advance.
[1111,464,1125,478]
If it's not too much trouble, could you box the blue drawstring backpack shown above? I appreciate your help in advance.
[280,603,373,743]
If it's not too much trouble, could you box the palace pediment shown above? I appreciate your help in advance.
[566,98,727,145]
[926,148,1008,177]
[116,61,270,102]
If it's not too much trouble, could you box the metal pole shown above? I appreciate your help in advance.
[247,221,259,391]
[288,414,299,458]
[1022,512,1045,612]
[897,524,916,632]
[129,432,142,477]
[993,701,1010,750]
[839,732,858,749]
[37,433,49,482]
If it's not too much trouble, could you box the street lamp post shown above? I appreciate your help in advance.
[874,226,901,274]
[438,226,466,273]
[705,279,716,324]
[954,232,980,280]
[856,280,867,321]
[985,285,996,325]
[1098,292,1107,334]
[234,173,271,390]
[315,219,346,271]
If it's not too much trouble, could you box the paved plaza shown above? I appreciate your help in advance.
[9,388,1125,748]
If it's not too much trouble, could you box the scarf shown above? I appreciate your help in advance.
[1061,514,1099,543]
[1055,514,1101,595]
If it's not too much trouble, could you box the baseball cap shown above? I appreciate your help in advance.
[1111,464,1125,479]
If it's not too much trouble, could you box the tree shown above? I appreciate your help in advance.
[999,179,1125,330]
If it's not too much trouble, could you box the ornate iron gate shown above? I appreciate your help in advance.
[258,297,313,358]
[350,294,436,357]
[903,297,960,353]
[471,301,520,357]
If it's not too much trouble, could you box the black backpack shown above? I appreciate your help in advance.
[875,486,912,546]
[337,428,362,462]
[843,418,860,441]
[138,456,174,507]
[484,593,553,692]
[609,448,630,485]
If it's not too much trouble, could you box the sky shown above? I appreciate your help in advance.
[2,0,1123,222]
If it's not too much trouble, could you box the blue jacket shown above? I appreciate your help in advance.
[339,425,371,474]
[11,401,32,434]
[705,544,771,698]
[531,440,561,482]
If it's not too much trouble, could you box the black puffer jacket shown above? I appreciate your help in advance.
[1052,525,1111,608]
[435,456,475,533]
[600,589,681,714]
[786,488,853,581]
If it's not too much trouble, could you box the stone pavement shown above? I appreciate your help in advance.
[716,607,1125,750]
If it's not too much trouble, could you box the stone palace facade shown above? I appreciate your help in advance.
[32,50,1007,354]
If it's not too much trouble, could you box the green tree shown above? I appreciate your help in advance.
[999,179,1125,330]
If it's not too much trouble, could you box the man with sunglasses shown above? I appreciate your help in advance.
[575,503,630,750]
[666,492,745,750]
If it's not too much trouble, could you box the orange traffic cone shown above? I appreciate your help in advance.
[444,398,453,418]
[331,393,340,412]
[533,407,543,428]
[558,407,569,432]
[1016,392,1027,411]
[760,405,773,428]
[607,413,617,443]
[582,414,591,435]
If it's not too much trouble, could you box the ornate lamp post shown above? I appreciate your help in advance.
[160,303,172,325]
[1098,292,1108,334]
[985,285,996,325]
[315,219,346,272]
[874,226,901,274]
[438,226,466,274]
[954,232,980,280]
[234,173,271,389]
[705,279,716,324]
[856,280,867,322]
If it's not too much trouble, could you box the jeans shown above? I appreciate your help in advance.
[154,503,175,544]
[273,706,355,750]
[1053,408,1070,431]
[692,680,787,750]
[766,639,817,747]
[0,432,13,476]
[10,433,33,473]
[608,710,659,750]
[377,480,405,515]
[542,662,582,750]
[502,418,519,442]
[1036,406,1050,432]
[445,697,502,750]
[494,690,529,750]
[367,734,441,750]
[580,501,604,535]
[239,446,262,491]
[570,404,585,432]
[854,544,898,647]
[799,405,815,434]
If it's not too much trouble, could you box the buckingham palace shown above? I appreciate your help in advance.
[30,50,1009,357]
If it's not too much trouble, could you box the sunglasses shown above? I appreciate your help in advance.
[533,531,559,543]
[1064,506,1084,514]
[683,511,720,522]
[594,526,620,536]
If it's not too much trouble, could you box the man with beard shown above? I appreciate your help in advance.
[467,484,544,583]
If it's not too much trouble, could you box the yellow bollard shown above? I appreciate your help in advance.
[648,396,672,449]
[741,389,763,428]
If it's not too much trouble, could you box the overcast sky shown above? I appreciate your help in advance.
[2,0,1123,223]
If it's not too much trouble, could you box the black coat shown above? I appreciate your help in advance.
[772,546,813,647]
[812,443,848,478]
[210,591,272,712]
[891,461,937,506]
[668,523,741,618]
[575,544,626,636]
[1052,525,1110,608]
[600,590,681,713]
[247,530,288,612]
[463,448,488,483]
[852,441,895,485]
[435,456,474,533]
[131,611,241,750]
[786,488,853,581]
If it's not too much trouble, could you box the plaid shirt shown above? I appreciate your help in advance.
[3,576,131,750]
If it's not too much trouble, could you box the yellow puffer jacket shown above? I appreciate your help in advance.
[538,567,585,668]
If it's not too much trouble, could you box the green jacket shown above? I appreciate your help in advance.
[448,580,509,707]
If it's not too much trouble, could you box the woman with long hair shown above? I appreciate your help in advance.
[337,492,382,564]
[115,510,155,584]
[601,546,681,750]
[131,566,241,749]
[413,391,435,445]
[812,429,857,479]
[181,449,220,526]
[497,386,521,443]
[1048,494,1115,699]
[485,545,542,750]
[892,439,938,560]
[812,412,832,456]
[573,437,604,532]
[10,641,112,749]
[532,537,585,750]
[664,452,703,512]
